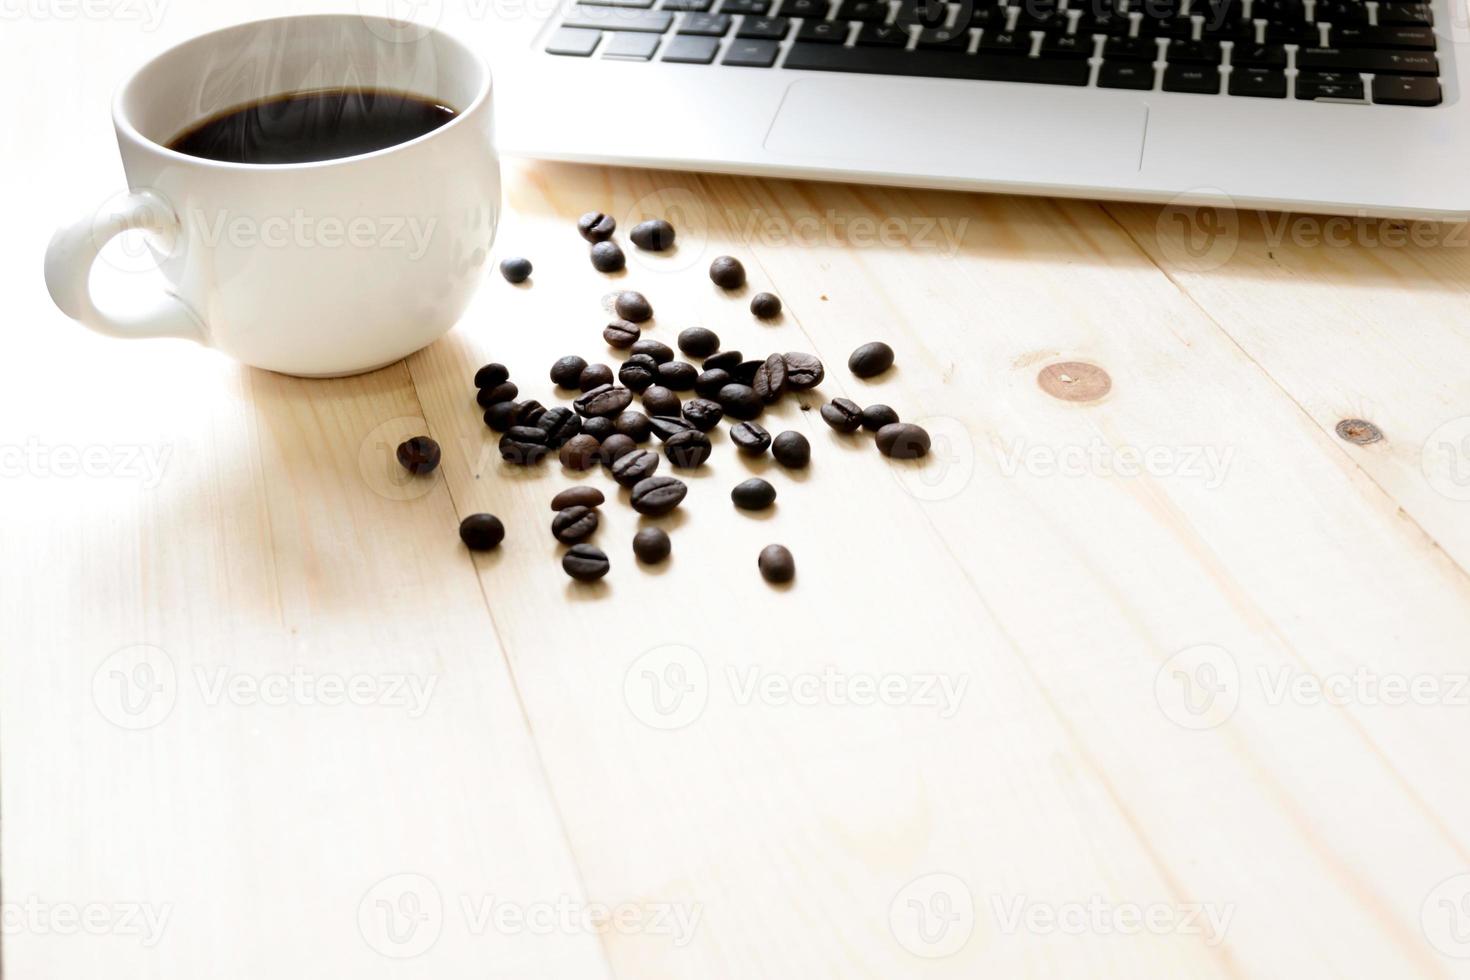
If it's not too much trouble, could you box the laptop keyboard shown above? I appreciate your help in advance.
[545,0,1443,105]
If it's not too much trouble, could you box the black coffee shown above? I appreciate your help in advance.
[168,89,456,165]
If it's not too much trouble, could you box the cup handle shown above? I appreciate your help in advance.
[44,190,205,343]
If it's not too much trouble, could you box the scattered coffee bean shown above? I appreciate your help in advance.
[729,421,772,455]
[618,355,659,394]
[614,410,652,442]
[512,400,547,427]
[484,401,518,432]
[732,478,777,510]
[750,292,782,319]
[678,327,721,358]
[563,544,610,582]
[820,398,863,433]
[703,350,743,373]
[633,527,671,564]
[612,448,660,488]
[758,544,795,584]
[630,218,675,251]
[615,290,652,323]
[552,506,599,544]
[396,435,441,475]
[782,352,825,390]
[499,426,550,465]
[664,429,713,468]
[718,383,763,421]
[474,363,509,389]
[682,398,724,432]
[599,433,638,465]
[581,416,615,442]
[642,385,682,418]
[849,341,895,378]
[590,240,625,273]
[499,257,532,283]
[630,476,688,516]
[577,211,616,242]
[650,416,695,442]
[732,360,763,385]
[559,434,602,470]
[550,355,587,388]
[709,255,746,289]
[574,384,634,418]
[630,338,674,364]
[538,407,581,448]
[861,404,899,432]
[478,381,518,406]
[459,513,505,551]
[753,353,787,403]
[771,431,811,469]
[876,422,931,459]
[695,369,731,399]
[657,361,698,390]
[552,486,605,510]
[579,363,614,391]
[604,320,640,349]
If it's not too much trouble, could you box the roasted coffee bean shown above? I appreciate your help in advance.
[577,211,616,242]
[478,381,518,406]
[552,506,599,544]
[758,544,795,584]
[630,476,688,516]
[782,352,825,390]
[550,355,588,388]
[484,401,518,432]
[630,218,675,251]
[630,338,674,364]
[613,410,652,442]
[615,290,652,323]
[579,363,614,392]
[731,478,777,510]
[861,404,899,431]
[732,360,762,385]
[709,255,745,290]
[876,422,931,459]
[750,292,782,319]
[512,400,547,427]
[695,369,731,399]
[499,257,532,283]
[664,429,713,468]
[820,398,863,433]
[474,362,509,389]
[771,431,811,469]
[599,433,637,465]
[729,421,772,455]
[718,383,763,421]
[581,416,615,442]
[499,426,550,465]
[562,544,610,582]
[682,398,724,432]
[703,350,743,373]
[574,384,634,418]
[559,434,602,470]
[396,435,441,475]
[657,361,698,391]
[642,385,681,418]
[538,407,581,448]
[552,486,605,510]
[633,527,671,564]
[612,448,660,488]
[591,239,626,272]
[618,355,659,394]
[603,320,640,350]
[650,416,695,442]
[753,353,787,403]
[849,341,895,378]
[459,513,505,551]
[678,327,721,359]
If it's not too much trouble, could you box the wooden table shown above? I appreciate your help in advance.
[8,6,1470,978]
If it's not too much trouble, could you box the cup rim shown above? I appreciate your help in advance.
[112,13,492,172]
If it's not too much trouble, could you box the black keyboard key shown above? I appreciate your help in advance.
[739,14,791,35]
[1199,18,1256,40]
[1230,42,1285,67]
[1135,15,1195,37]
[896,0,948,25]
[916,25,971,47]
[1167,39,1223,62]
[1098,59,1157,86]
[979,29,1033,53]
[1330,25,1435,49]
[1262,22,1319,42]
[1162,63,1221,91]
[1376,3,1432,25]
[837,0,891,20]
[1102,35,1157,59]
[718,0,771,13]
[1252,0,1303,20]
[1195,0,1243,20]
[1039,32,1093,57]
[1013,7,1063,29]
[1312,0,1369,22]
[562,5,675,29]
[724,36,783,61]
[546,26,603,54]
[781,40,1090,81]
[858,22,912,42]
[796,18,850,39]
[778,0,829,14]
[949,5,999,28]
[1228,65,1286,95]
[662,33,723,57]
[603,30,663,55]
[662,0,714,10]
[1074,9,1132,33]
[1296,46,1437,74]
[1372,73,1441,104]
[679,11,733,31]
[1295,70,1364,99]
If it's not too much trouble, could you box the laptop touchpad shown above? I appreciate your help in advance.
[764,77,1146,181]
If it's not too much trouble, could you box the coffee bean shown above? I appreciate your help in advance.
[673,398,719,432]
[630,476,688,516]
[876,422,931,459]
[574,384,634,418]
[633,527,671,564]
[577,211,616,242]
[396,435,441,475]
[563,544,610,582]
[695,369,731,399]
[615,290,652,323]
[612,448,660,487]
[753,353,787,403]
[552,506,599,544]
[512,400,547,427]
[820,398,863,433]
[618,355,659,394]
[750,292,782,319]
[478,381,518,406]
[732,360,763,385]
[552,486,604,511]
[499,426,550,465]
[550,355,588,388]
[758,544,795,584]
[664,429,713,468]
[579,363,614,391]
[614,411,652,442]
[559,434,602,470]
[474,362,509,389]
[782,352,825,390]
[657,361,698,390]
[709,255,746,289]
[460,513,504,551]
[861,404,899,431]
[729,421,772,455]
[630,338,674,364]
[703,350,743,373]
[849,341,895,378]
[642,385,682,418]
[599,433,638,465]
[590,240,625,273]
[630,218,675,251]
[731,477,776,510]
[718,383,763,421]
[771,431,811,469]
[604,320,640,350]
[537,407,582,448]
[483,401,517,432]
[678,327,721,358]
[650,416,695,442]
[581,416,615,442]
[499,257,532,283]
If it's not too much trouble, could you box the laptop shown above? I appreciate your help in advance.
[493,0,1470,218]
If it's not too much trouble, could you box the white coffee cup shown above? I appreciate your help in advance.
[44,15,499,377]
